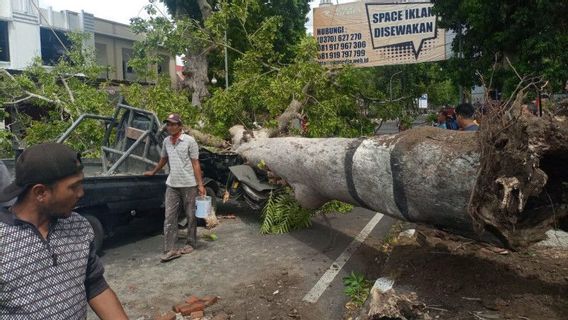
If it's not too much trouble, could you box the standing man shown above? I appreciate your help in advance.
[0,143,127,319]
[455,103,480,132]
[144,113,205,263]
[436,110,449,129]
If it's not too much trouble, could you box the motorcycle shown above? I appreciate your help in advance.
[199,147,279,211]
[177,147,279,230]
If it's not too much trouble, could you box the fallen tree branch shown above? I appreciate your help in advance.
[186,128,230,149]
[60,76,75,103]
[273,82,311,136]
[0,69,59,106]
[3,95,33,106]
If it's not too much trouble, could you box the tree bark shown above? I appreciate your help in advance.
[183,52,210,107]
[182,0,214,107]
[235,116,568,248]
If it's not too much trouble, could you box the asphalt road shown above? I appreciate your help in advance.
[88,203,395,319]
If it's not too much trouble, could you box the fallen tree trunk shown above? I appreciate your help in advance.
[235,114,568,248]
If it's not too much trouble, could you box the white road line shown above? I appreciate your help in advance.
[302,212,385,304]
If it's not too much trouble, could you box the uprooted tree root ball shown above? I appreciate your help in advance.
[469,92,568,249]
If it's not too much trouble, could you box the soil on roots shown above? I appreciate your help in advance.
[469,101,568,248]
[367,228,568,320]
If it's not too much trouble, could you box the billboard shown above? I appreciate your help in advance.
[313,2,447,68]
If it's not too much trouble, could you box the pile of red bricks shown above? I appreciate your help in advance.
[154,295,223,320]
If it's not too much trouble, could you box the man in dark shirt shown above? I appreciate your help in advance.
[455,103,480,132]
[0,143,127,319]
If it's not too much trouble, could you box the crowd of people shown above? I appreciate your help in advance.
[435,103,480,132]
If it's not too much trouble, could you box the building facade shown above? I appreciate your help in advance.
[0,0,176,84]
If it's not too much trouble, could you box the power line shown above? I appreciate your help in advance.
[30,0,71,55]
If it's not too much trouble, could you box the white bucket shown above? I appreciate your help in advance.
[195,196,211,218]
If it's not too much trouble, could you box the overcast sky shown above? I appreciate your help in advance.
[37,0,169,25]
[38,0,326,29]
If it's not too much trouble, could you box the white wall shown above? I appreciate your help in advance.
[9,21,41,69]
[0,0,12,18]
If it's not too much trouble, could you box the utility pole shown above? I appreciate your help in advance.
[457,25,464,104]
[224,30,229,90]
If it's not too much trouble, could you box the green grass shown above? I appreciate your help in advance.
[343,271,372,307]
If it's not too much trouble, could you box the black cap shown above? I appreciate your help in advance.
[163,113,182,124]
[0,143,83,202]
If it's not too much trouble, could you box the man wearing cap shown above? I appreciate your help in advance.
[144,113,206,262]
[0,143,127,319]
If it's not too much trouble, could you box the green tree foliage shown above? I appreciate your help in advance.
[0,33,112,156]
[318,200,353,214]
[434,0,568,93]
[163,0,310,61]
[130,0,310,107]
[261,188,313,234]
[261,187,354,234]
[204,35,376,138]
[120,76,198,126]
[337,62,458,123]
[131,0,379,137]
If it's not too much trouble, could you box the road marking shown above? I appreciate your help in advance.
[302,212,384,304]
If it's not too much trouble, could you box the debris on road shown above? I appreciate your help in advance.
[367,285,429,320]
[166,295,220,319]
[201,233,218,241]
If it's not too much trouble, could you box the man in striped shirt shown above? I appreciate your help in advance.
[144,113,206,262]
[0,143,127,319]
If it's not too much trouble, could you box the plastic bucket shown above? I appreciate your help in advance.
[195,196,211,218]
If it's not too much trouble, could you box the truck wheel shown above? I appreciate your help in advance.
[84,214,104,253]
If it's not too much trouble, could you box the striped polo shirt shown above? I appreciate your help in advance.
[0,209,108,319]
[161,133,200,188]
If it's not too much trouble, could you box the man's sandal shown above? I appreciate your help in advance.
[160,250,181,263]
[179,245,194,254]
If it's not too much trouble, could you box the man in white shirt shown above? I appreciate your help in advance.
[144,113,205,262]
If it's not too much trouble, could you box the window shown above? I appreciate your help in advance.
[40,27,71,66]
[157,55,169,76]
[121,48,135,81]
[95,42,109,79]
[0,21,9,62]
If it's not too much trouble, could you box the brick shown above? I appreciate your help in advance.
[201,295,219,307]
[190,310,204,319]
[179,302,205,316]
[185,295,201,305]
[173,303,189,313]
[154,311,176,320]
